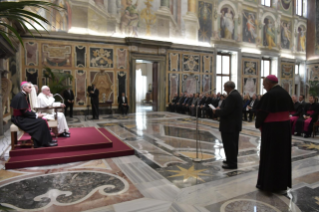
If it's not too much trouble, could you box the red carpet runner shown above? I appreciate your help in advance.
[5,127,134,169]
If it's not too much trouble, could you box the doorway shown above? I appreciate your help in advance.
[135,60,154,113]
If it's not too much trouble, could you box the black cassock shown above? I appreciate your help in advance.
[255,85,294,192]
[11,92,52,147]
[90,88,99,119]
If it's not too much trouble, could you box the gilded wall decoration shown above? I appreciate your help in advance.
[281,79,293,94]
[242,10,257,43]
[183,54,200,72]
[90,48,114,68]
[202,75,212,93]
[117,48,127,69]
[91,71,114,102]
[169,53,180,72]
[42,44,72,67]
[280,20,292,50]
[168,73,180,101]
[182,74,200,94]
[26,68,38,85]
[243,61,258,76]
[308,65,319,81]
[75,70,86,106]
[9,56,20,96]
[263,17,276,49]
[1,71,12,115]
[297,25,306,52]
[118,72,127,98]
[281,63,294,78]
[243,77,257,97]
[202,55,212,73]
[75,46,86,67]
[198,1,212,42]
[25,42,38,66]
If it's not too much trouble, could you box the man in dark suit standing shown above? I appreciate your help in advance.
[118,92,129,115]
[89,84,99,119]
[63,86,74,118]
[213,81,243,169]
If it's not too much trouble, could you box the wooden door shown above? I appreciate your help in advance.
[152,62,158,111]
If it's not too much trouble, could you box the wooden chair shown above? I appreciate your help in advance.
[10,106,61,150]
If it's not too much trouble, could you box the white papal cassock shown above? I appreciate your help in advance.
[37,92,69,134]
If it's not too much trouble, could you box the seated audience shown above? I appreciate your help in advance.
[38,86,70,137]
[218,95,225,108]
[204,94,213,118]
[295,95,319,137]
[183,94,193,114]
[243,94,258,122]
[176,92,187,113]
[242,94,251,121]
[197,94,207,118]
[11,82,57,147]
[169,93,179,112]
[290,95,302,135]
[118,92,129,115]
[189,93,200,116]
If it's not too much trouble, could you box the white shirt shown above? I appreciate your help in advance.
[122,96,125,103]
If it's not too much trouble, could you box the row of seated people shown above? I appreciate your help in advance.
[290,95,318,138]
[168,92,226,118]
[242,94,261,122]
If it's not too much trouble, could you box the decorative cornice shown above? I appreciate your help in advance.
[125,37,172,48]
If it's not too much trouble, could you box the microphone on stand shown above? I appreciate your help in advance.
[194,88,216,162]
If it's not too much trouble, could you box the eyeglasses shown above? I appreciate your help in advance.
[28,87,31,88]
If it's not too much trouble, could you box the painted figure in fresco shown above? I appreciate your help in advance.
[121,0,139,37]
[243,12,257,43]
[244,62,256,75]
[1,71,12,115]
[263,18,276,49]
[281,21,291,49]
[220,7,234,40]
[297,26,306,52]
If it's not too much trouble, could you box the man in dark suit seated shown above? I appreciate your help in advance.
[243,94,259,122]
[197,94,207,118]
[176,92,187,113]
[189,93,200,116]
[213,81,243,169]
[118,92,129,115]
[169,94,179,112]
[63,86,74,118]
[204,93,213,118]
[182,94,193,114]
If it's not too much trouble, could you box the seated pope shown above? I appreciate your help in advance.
[11,82,58,147]
[37,85,70,138]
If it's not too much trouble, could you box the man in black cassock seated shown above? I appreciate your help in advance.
[183,94,193,114]
[243,94,259,122]
[175,92,187,113]
[118,92,129,115]
[11,82,57,148]
[169,94,179,112]
[255,75,294,193]
[295,95,319,137]
[213,81,242,169]
[290,95,302,135]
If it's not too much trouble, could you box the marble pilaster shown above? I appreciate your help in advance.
[155,3,177,39]
[182,0,199,41]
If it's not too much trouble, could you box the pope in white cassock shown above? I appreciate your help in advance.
[37,86,70,137]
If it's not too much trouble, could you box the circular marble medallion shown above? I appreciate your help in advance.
[220,199,281,212]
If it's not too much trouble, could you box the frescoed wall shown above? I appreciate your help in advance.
[21,39,130,108]
[241,57,260,97]
[281,62,295,95]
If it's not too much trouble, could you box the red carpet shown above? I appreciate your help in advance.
[5,127,134,169]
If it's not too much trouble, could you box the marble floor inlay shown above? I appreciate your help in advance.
[1,111,319,211]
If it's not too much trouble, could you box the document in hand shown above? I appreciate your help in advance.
[208,104,216,110]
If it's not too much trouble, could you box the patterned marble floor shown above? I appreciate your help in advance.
[1,111,319,212]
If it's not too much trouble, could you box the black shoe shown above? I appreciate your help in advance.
[60,132,70,137]
[44,142,58,147]
[222,160,227,164]
[222,164,237,169]
[51,140,58,143]
[304,134,311,138]
[65,132,70,135]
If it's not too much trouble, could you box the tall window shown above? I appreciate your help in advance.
[295,64,299,75]
[216,54,231,94]
[260,58,271,95]
[261,0,271,7]
[296,0,307,17]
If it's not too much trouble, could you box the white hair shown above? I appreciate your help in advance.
[20,82,30,90]
[41,85,49,91]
